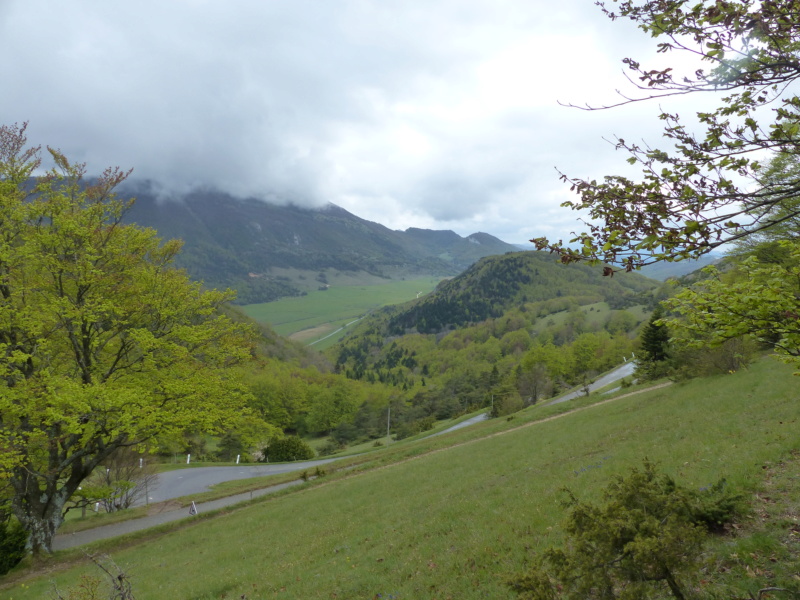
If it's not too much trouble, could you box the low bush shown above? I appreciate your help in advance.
[0,517,25,575]
[317,440,344,457]
[261,436,316,462]
[510,460,741,600]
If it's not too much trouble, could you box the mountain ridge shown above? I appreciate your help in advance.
[120,182,519,304]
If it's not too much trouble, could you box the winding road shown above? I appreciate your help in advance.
[52,361,638,551]
[143,362,636,504]
[142,458,339,505]
[546,361,636,405]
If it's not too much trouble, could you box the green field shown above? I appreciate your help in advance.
[539,301,650,330]
[241,277,443,347]
[6,357,799,599]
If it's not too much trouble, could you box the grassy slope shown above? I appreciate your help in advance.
[539,301,650,330]
[6,357,799,599]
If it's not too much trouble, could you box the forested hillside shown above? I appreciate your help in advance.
[314,251,664,445]
[384,251,657,334]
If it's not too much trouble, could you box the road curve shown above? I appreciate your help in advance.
[432,413,490,436]
[431,362,636,435]
[143,458,339,505]
[547,361,636,405]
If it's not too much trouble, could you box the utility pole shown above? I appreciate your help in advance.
[386,405,391,443]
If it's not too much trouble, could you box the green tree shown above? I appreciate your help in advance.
[532,0,800,270]
[641,307,670,362]
[637,306,673,380]
[0,124,255,554]
[729,153,800,258]
[490,379,524,417]
[522,343,571,384]
[516,362,553,404]
[570,332,602,375]
[305,380,359,434]
[501,329,533,356]
[511,462,711,600]
[604,310,637,335]
[0,494,25,576]
[262,436,315,462]
[247,368,310,431]
[657,152,800,367]
[665,244,800,367]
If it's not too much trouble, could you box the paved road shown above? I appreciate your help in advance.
[54,363,637,550]
[148,362,636,504]
[143,458,340,505]
[430,362,636,434]
[55,459,340,551]
[308,317,364,346]
[54,478,307,551]
[432,412,489,436]
[547,361,636,405]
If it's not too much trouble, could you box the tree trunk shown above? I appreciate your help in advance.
[13,487,70,556]
[10,457,93,555]
[663,570,686,600]
[22,509,63,555]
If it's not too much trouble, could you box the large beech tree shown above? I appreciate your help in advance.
[0,123,254,554]
[532,0,800,270]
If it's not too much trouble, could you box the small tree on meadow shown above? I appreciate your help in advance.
[511,461,739,600]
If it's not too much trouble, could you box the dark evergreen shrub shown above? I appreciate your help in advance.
[262,436,315,462]
[0,518,26,575]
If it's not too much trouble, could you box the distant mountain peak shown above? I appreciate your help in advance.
[316,202,351,216]
[466,232,504,245]
[404,227,461,239]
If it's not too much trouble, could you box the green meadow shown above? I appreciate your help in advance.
[539,301,650,331]
[241,277,442,347]
[5,357,799,599]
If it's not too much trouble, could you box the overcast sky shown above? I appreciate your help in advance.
[0,1,700,244]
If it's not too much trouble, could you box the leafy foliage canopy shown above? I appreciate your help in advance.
[0,123,255,554]
[532,0,800,271]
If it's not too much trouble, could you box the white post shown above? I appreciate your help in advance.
[186,453,191,464]
[236,454,240,464]
[139,457,143,468]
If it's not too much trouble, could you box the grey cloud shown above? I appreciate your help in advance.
[1,0,685,242]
